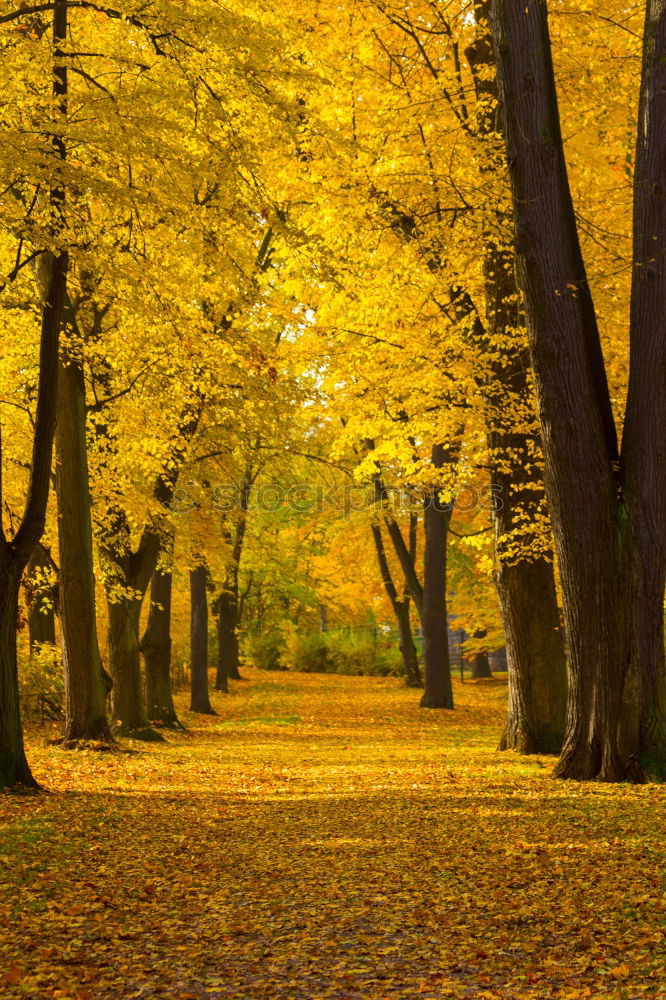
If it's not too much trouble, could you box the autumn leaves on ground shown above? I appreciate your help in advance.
[2,672,664,1000]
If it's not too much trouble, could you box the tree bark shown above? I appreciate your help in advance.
[0,0,68,788]
[464,2,567,753]
[470,633,493,680]
[141,569,180,727]
[370,523,422,687]
[190,566,215,713]
[395,599,421,688]
[420,445,454,709]
[107,595,162,739]
[497,556,567,753]
[214,587,237,690]
[490,0,666,779]
[0,570,36,790]
[620,0,666,776]
[56,348,112,743]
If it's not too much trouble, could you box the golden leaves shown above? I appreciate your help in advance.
[1,669,664,999]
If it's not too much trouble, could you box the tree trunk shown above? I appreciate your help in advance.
[0,0,67,789]
[190,566,215,713]
[470,632,493,680]
[497,556,567,753]
[56,351,112,743]
[395,599,421,689]
[212,595,228,695]
[463,3,568,753]
[107,595,162,739]
[0,570,37,790]
[25,545,57,652]
[620,0,666,776]
[141,569,180,727]
[490,0,666,780]
[215,586,240,687]
[420,447,454,709]
[370,522,422,687]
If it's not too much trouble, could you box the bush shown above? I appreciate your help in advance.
[260,628,407,678]
[289,632,333,673]
[327,631,403,677]
[19,643,64,720]
[246,629,287,671]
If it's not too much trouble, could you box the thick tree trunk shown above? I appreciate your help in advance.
[471,653,492,679]
[215,587,240,687]
[620,0,666,776]
[420,448,454,709]
[0,571,37,790]
[491,0,666,779]
[190,566,215,713]
[56,351,112,743]
[0,0,67,789]
[497,557,567,753]
[108,595,162,739]
[463,4,568,754]
[470,633,493,680]
[25,545,57,652]
[141,569,180,727]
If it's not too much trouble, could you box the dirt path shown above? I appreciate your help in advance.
[1,670,664,999]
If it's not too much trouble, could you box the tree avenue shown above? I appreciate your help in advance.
[0,0,663,798]
[490,0,666,780]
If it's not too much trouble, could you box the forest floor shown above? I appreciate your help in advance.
[1,670,665,1000]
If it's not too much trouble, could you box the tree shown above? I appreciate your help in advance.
[370,519,422,688]
[56,310,112,745]
[141,561,181,729]
[490,0,666,780]
[190,564,215,714]
[0,0,68,789]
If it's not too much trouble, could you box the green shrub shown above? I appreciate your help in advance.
[19,643,64,720]
[289,632,333,673]
[327,631,403,677]
[246,629,287,671]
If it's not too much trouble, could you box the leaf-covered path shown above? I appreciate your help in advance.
[2,671,665,999]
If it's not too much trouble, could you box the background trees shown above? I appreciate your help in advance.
[0,0,663,785]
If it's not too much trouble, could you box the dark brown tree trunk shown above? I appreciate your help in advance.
[190,566,215,713]
[370,523,422,688]
[384,517,424,617]
[420,445,454,709]
[214,588,237,689]
[620,1,666,776]
[497,557,567,753]
[213,608,228,694]
[141,569,180,727]
[0,570,36,790]
[0,0,69,790]
[470,633,493,680]
[463,3,567,753]
[491,0,666,779]
[107,595,162,739]
[395,600,421,688]
[471,653,492,679]
[25,545,57,652]
[56,348,112,744]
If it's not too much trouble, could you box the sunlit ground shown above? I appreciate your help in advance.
[1,670,664,999]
